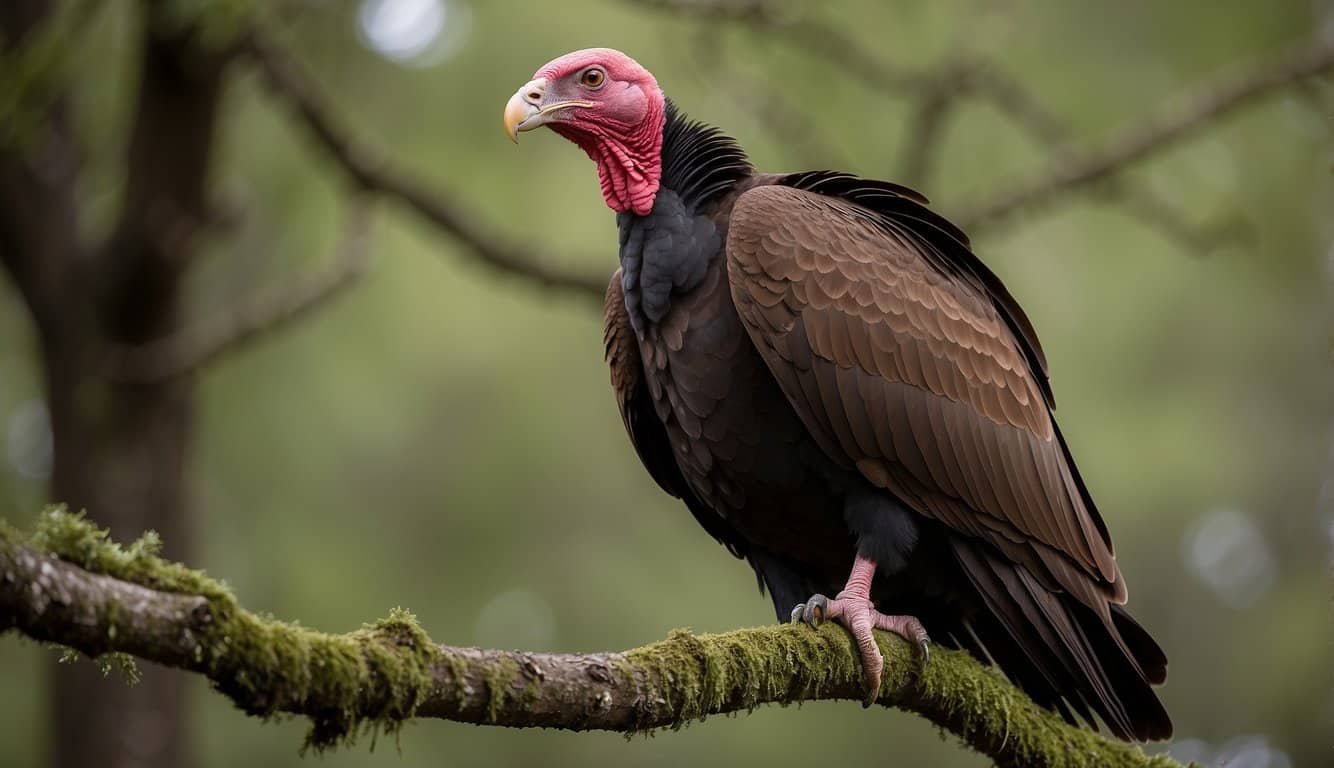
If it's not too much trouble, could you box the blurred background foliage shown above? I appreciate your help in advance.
[1,0,1331,766]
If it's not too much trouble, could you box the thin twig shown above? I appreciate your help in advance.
[108,197,373,381]
[241,31,605,301]
[957,40,1334,231]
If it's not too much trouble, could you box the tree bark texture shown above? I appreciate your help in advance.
[1,3,231,766]
[0,511,1186,768]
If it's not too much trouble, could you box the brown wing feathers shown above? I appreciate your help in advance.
[725,182,1169,739]
[727,186,1114,585]
[778,171,1053,402]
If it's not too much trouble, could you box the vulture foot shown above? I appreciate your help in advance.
[790,555,930,707]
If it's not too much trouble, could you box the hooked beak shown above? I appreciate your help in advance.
[503,78,596,143]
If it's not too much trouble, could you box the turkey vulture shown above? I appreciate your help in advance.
[504,48,1171,740]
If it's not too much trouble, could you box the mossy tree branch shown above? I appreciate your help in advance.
[0,509,1183,768]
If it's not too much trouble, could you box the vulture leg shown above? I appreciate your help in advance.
[791,555,931,706]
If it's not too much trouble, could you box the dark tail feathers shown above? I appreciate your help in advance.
[951,541,1172,741]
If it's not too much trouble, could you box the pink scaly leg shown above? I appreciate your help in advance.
[790,554,930,706]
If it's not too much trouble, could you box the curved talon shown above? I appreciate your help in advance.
[793,594,830,628]
[794,589,929,706]
[862,687,878,708]
[858,627,884,708]
[805,594,828,627]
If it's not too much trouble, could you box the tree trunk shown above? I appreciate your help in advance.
[44,347,196,768]
[1,2,230,766]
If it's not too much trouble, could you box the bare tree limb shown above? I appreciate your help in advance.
[637,0,929,93]
[241,31,605,302]
[964,66,1247,253]
[956,40,1334,231]
[106,197,374,381]
[686,29,847,168]
[967,66,1071,147]
[1293,76,1334,118]
[0,510,1184,768]
[729,76,848,167]
[638,0,1232,252]
[1094,184,1249,256]
[897,63,969,186]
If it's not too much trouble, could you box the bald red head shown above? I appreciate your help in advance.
[504,48,665,215]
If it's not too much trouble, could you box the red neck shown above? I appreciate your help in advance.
[555,97,664,216]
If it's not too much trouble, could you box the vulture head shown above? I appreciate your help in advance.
[504,48,666,215]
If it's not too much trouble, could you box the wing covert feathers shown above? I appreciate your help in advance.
[724,183,1170,738]
[725,185,1117,594]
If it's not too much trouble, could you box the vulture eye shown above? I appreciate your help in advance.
[579,67,606,89]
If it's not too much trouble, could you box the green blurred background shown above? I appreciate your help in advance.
[1,1,1331,766]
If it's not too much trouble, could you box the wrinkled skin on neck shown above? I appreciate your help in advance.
[552,95,664,216]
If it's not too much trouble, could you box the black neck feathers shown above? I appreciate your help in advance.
[659,98,752,212]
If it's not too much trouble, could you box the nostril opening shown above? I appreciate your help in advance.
[527,91,541,101]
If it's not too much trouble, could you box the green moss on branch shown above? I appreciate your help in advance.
[0,508,1185,767]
